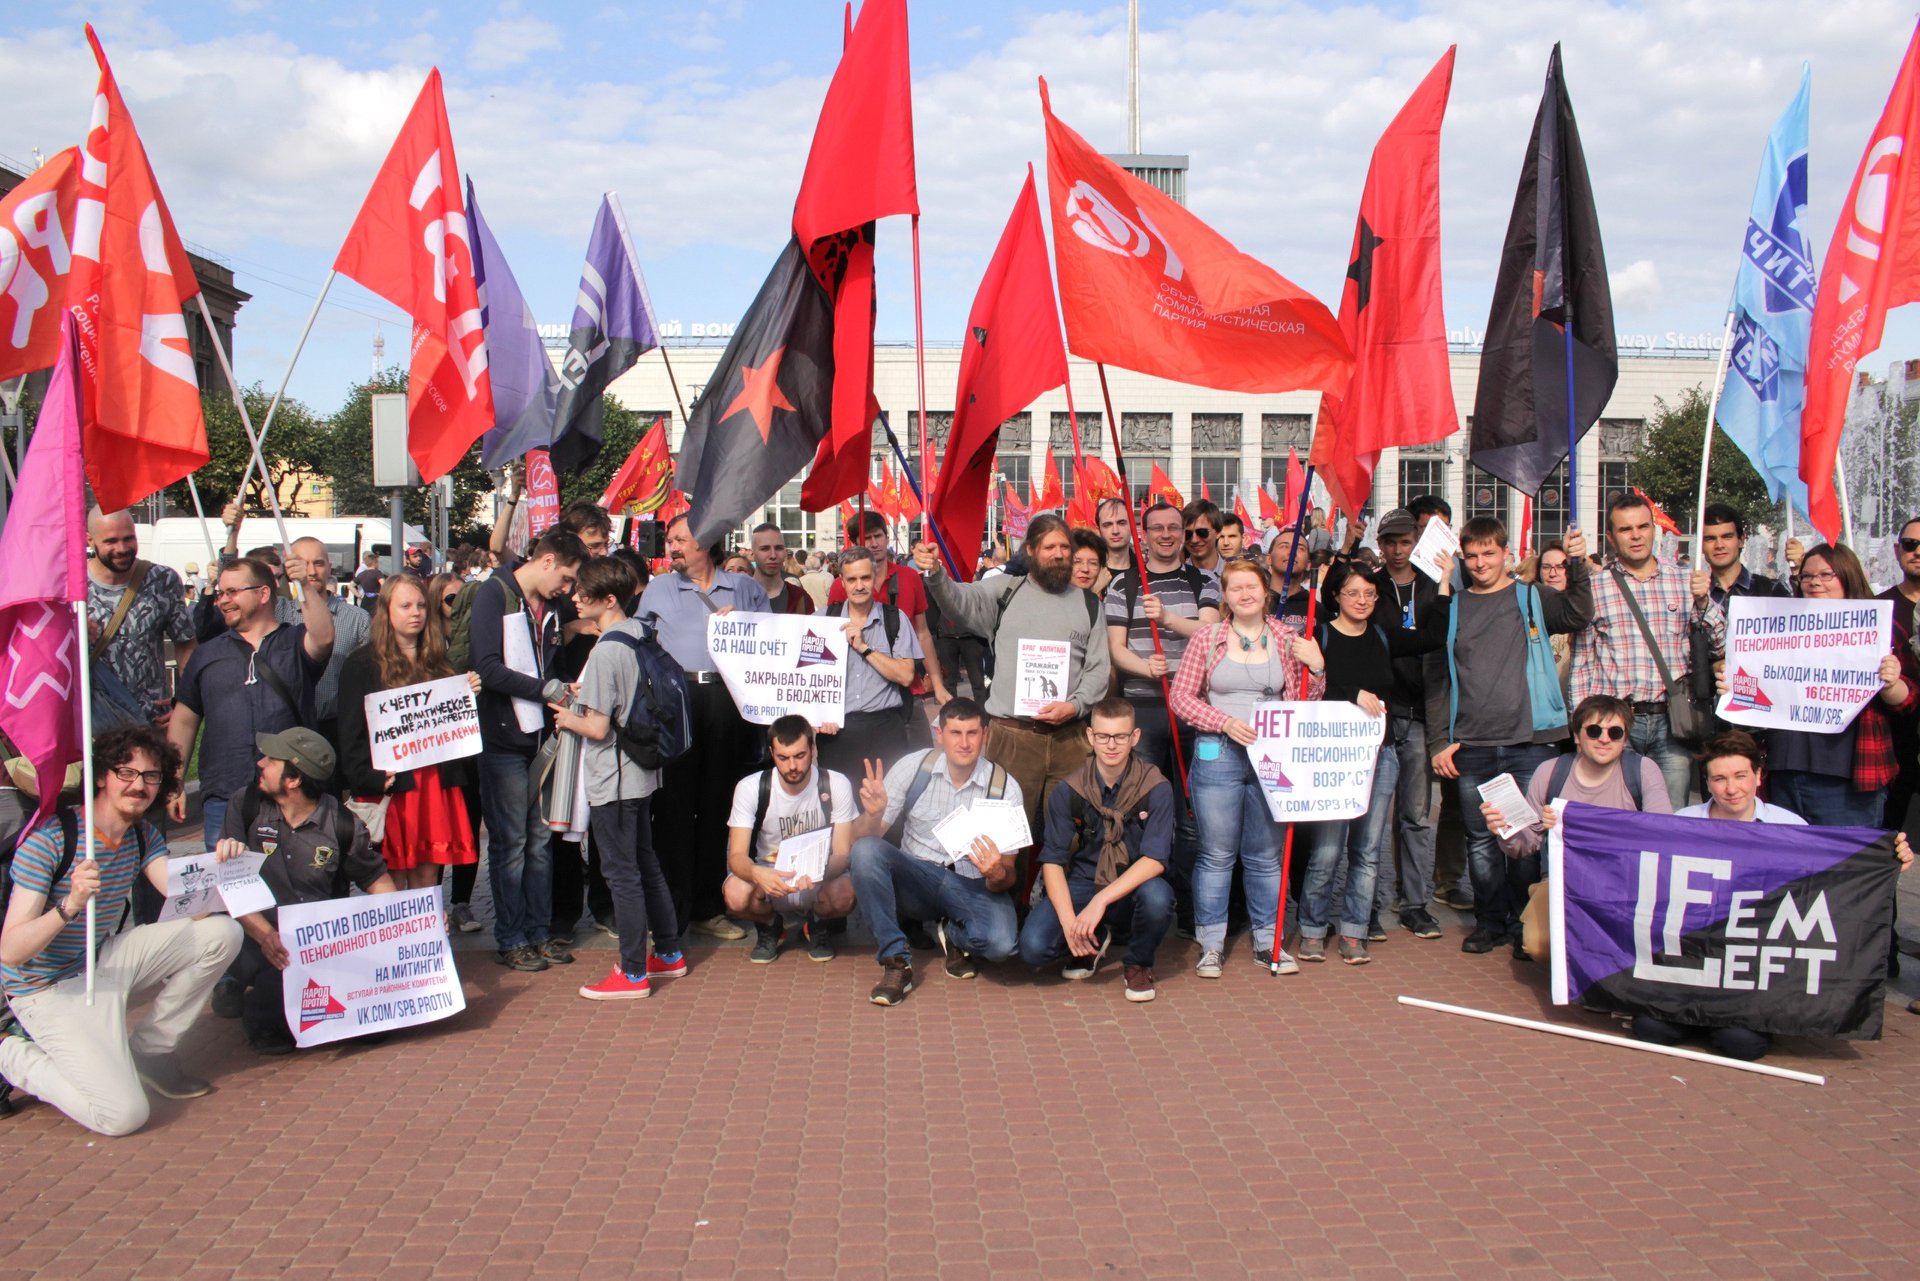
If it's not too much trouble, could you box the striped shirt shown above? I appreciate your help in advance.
[1568,557,1724,706]
[880,751,1027,876]
[1,817,165,997]
[1103,565,1221,698]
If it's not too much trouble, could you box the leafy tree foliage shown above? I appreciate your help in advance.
[1618,386,1776,535]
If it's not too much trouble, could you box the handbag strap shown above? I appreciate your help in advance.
[1610,568,1677,689]
[249,642,306,724]
[98,560,152,650]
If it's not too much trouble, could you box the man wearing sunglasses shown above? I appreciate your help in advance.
[1479,694,1671,961]
[166,556,336,854]
[1180,499,1225,578]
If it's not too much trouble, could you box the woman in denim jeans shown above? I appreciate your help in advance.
[1168,560,1325,977]
[1300,560,1453,965]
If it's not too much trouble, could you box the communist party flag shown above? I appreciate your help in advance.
[0,148,79,382]
[1147,462,1183,509]
[1257,485,1282,529]
[1802,22,1920,543]
[68,29,210,511]
[1031,446,1067,511]
[334,69,494,482]
[793,0,918,510]
[1041,78,1350,396]
[1632,486,1682,538]
[1080,456,1126,504]
[600,417,675,516]
[930,168,1068,579]
[1310,48,1458,521]
[1234,494,1255,532]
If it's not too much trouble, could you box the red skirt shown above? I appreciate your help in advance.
[372,771,477,871]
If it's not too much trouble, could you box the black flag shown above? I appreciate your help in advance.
[1470,44,1617,496]
[679,239,835,547]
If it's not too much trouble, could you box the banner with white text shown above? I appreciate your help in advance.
[1247,700,1385,822]
[1715,596,1893,733]
[365,675,482,772]
[278,888,466,1048]
[707,610,848,726]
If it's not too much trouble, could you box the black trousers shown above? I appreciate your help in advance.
[934,631,988,701]
[234,934,289,1045]
[549,836,615,936]
[653,681,762,926]
[818,707,913,780]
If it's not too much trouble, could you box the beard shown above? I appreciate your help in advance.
[98,546,137,573]
[1030,559,1072,593]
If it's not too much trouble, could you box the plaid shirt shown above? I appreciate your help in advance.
[1849,695,1915,793]
[1568,557,1724,706]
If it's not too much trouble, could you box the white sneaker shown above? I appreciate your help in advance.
[1194,949,1225,979]
[1061,929,1110,980]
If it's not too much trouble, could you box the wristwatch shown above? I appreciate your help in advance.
[53,901,76,924]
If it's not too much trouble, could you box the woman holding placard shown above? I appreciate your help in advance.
[1168,559,1326,978]
[338,575,482,891]
[1738,545,1916,828]
[1297,559,1454,965]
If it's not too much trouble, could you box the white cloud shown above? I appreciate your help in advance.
[465,16,562,73]
[1610,259,1663,310]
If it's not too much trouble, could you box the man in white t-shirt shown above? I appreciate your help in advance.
[724,716,859,964]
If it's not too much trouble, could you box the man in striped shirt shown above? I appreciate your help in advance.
[0,726,242,1135]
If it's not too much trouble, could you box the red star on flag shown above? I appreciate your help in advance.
[722,347,796,443]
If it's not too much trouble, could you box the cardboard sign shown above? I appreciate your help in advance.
[1246,700,1386,822]
[365,675,483,771]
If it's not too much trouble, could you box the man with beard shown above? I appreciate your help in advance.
[913,515,1110,869]
[86,506,196,730]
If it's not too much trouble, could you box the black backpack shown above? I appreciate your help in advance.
[1544,749,1647,811]
[749,769,837,855]
[883,751,1009,848]
[596,627,694,769]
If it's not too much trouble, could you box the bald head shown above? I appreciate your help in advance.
[288,537,333,589]
[87,506,138,575]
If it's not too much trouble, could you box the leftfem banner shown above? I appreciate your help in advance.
[278,888,467,1048]
[365,675,482,771]
[707,610,847,727]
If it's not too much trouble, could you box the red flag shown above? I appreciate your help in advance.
[1032,446,1066,511]
[1632,486,1681,537]
[1282,447,1307,525]
[1516,495,1534,557]
[1066,488,1097,530]
[1003,479,1033,540]
[1803,22,1920,542]
[794,0,917,510]
[1257,485,1282,528]
[0,148,80,382]
[1040,78,1351,396]
[1234,495,1255,531]
[69,29,209,511]
[1147,462,1184,509]
[1080,457,1126,503]
[1310,48,1459,521]
[839,499,857,527]
[524,449,561,537]
[601,417,676,516]
[929,168,1068,579]
[1200,475,1212,503]
[334,69,494,482]
[657,489,691,525]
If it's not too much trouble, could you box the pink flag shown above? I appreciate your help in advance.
[0,318,90,821]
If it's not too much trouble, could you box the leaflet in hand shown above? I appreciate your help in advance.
[931,798,1032,863]
[774,827,831,884]
[501,613,547,734]
[1409,518,1460,583]
[1476,773,1539,840]
[156,851,275,921]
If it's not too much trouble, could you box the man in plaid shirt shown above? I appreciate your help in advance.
[1569,492,1724,807]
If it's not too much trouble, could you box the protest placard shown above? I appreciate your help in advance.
[1548,802,1897,1039]
[365,674,483,771]
[1714,597,1893,733]
[156,851,274,921]
[707,611,847,726]
[1246,701,1386,822]
[277,887,466,1048]
[774,828,832,883]
[1014,639,1071,715]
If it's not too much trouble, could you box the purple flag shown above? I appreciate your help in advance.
[1550,802,1898,1040]
[549,192,661,474]
[471,181,560,468]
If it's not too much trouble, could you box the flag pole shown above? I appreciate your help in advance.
[880,413,962,578]
[1268,463,1318,974]
[195,295,294,556]
[911,214,932,542]
[1094,363,1190,798]
[228,271,337,516]
[1564,326,1579,530]
[1836,456,1855,548]
[655,347,691,428]
[1691,308,1737,571]
[75,598,97,1004]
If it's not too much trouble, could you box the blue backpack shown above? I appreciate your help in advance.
[597,626,693,769]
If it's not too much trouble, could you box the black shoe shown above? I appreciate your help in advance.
[804,918,836,963]
[134,1052,211,1099]
[1367,912,1388,943]
[539,938,576,966]
[210,975,243,1020]
[1511,935,1533,962]
[1400,907,1443,939]
[495,946,549,972]
[244,1023,297,1056]
[1461,927,1502,955]
[750,917,783,965]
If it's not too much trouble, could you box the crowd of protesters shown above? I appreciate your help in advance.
[3,489,1917,1135]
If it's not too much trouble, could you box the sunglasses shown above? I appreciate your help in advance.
[1185,527,1216,539]
[1900,538,1920,554]
[1581,724,1627,742]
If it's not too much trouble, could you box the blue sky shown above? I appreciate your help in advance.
[4,0,1918,417]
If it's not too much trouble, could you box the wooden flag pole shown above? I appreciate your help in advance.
[229,270,337,515]
[1691,309,1737,571]
[1269,468,1318,974]
[196,295,293,556]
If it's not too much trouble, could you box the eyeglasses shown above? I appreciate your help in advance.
[1337,589,1378,602]
[1540,560,1568,573]
[210,585,268,601]
[1144,524,1182,537]
[1185,527,1216,540]
[1899,538,1920,554]
[1089,732,1133,746]
[1581,724,1627,742]
[1800,570,1840,585]
[110,766,163,786]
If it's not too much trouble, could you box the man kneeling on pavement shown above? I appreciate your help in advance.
[1017,697,1175,1003]
[724,716,859,964]
[1,726,242,1136]
[848,697,1025,1005]
[215,729,394,1055]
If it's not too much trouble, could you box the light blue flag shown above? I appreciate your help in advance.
[1717,67,1815,516]
[470,180,560,468]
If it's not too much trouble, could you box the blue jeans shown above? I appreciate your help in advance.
[479,749,553,951]
[200,795,230,854]
[1189,735,1283,953]
[1018,874,1176,969]
[1629,709,1693,809]
[1452,741,1558,936]
[1768,770,1885,828]
[1302,744,1400,939]
[848,837,1017,963]
[1377,714,1437,913]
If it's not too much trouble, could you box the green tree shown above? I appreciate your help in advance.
[161,384,327,517]
[1620,385,1776,535]
[320,369,497,539]
[557,398,656,509]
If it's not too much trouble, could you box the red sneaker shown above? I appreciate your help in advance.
[647,951,688,980]
[579,968,651,1001]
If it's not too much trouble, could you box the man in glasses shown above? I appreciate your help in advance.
[166,555,336,854]
[1479,695,1671,962]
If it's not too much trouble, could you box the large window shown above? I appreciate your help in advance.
[1191,457,1239,508]
[1597,461,1632,510]
[1534,460,1570,550]
[759,478,817,549]
[1464,465,1511,528]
